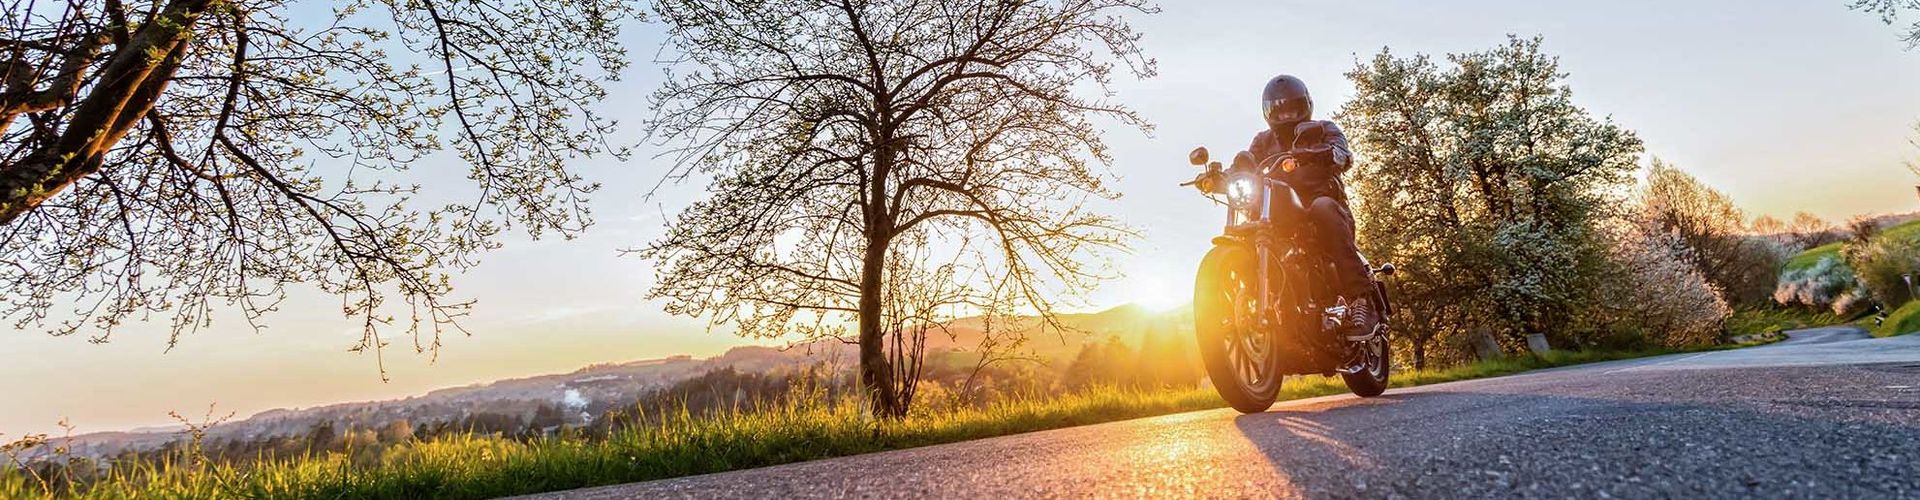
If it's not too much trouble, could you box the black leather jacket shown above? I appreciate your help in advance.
[1247,120,1353,201]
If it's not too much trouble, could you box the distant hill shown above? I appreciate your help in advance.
[27,346,852,462]
[26,303,1185,462]
[930,303,1190,360]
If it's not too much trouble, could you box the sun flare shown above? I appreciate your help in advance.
[1127,268,1190,312]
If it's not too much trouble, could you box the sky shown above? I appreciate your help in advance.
[5,0,1920,437]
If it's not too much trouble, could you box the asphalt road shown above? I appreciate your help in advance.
[530,327,1920,499]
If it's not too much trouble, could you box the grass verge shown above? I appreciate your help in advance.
[1871,301,1920,337]
[0,344,1777,499]
[1726,306,1843,338]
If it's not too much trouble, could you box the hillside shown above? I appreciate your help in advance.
[1783,216,1920,273]
[22,304,1180,462]
[24,346,851,462]
[929,303,1190,359]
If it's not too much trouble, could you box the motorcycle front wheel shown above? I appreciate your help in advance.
[1194,246,1281,414]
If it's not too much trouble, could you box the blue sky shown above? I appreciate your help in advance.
[5,0,1920,436]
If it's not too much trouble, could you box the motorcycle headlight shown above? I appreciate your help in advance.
[1226,175,1258,209]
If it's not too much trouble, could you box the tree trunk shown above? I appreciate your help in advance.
[857,234,899,418]
[858,139,902,419]
[1411,339,1427,370]
[0,0,220,225]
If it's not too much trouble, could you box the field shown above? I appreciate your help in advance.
[1782,219,1920,273]
[2,347,1767,500]
[1782,242,1842,273]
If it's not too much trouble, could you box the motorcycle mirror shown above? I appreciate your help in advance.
[1188,146,1209,166]
[1232,150,1257,170]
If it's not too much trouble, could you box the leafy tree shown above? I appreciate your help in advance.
[0,1,632,372]
[530,404,566,432]
[1636,158,1779,304]
[639,0,1155,418]
[1061,335,1131,390]
[377,419,414,443]
[1131,316,1197,388]
[1337,36,1644,365]
[303,420,336,453]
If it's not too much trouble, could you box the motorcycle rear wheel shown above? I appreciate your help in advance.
[1340,327,1391,397]
[1194,246,1281,414]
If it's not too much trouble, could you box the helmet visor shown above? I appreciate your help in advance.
[1264,97,1311,125]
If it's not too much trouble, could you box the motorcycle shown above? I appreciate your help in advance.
[1181,146,1396,414]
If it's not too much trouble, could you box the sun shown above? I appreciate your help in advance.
[1126,269,1189,312]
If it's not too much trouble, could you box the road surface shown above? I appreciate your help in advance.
[530,327,1920,499]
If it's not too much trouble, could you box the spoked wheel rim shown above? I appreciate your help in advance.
[1361,329,1388,379]
[1219,265,1279,394]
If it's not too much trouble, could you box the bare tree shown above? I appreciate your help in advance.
[1855,0,1920,48]
[955,293,1040,404]
[0,1,633,375]
[1790,211,1840,249]
[639,0,1155,418]
[1751,215,1786,236]
[1856,4,1920,199]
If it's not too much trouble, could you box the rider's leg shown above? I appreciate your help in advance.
[1307,196,1370,301]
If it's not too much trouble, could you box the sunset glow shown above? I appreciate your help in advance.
[6,0,1920,443]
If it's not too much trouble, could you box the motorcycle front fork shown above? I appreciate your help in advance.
[1255,246,1283,327]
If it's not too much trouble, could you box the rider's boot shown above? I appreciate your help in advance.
[1343,295,1377,341]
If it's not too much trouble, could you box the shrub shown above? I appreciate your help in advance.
[1587,227,1731,347]
[1841,233,1920,309]
[1716,235,1788,305]
[1774,255,1866,315]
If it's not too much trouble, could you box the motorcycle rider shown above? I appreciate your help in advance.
[1245,74,1375,339]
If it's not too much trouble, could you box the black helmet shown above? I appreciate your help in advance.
[1261,75,1312,130]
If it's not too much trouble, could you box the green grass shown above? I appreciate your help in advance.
[1880,218,1920,242]
[0,345,1771,499]
[1783,241,1843,273]
[1871,301,1920,337]
[1726,306,1843,337]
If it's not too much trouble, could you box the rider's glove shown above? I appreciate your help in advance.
[1292,146,1332,166]
[1288,123,1333,173]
